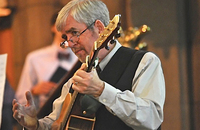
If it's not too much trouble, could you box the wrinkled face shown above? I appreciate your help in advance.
[61,15,99,63]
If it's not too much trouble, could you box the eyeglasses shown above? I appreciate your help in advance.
[62,20,96,44]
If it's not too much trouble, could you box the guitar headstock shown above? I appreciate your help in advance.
[94,14,121,51]
[86,14,121,72]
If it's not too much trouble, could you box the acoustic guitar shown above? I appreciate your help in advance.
[51,14,121,130]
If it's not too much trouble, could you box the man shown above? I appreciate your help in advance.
[15,12,78,110]
[12,0,165,129]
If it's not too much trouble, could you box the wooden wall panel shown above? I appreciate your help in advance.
[192,27,200,130]
[12,0,62,89]
[184,0,200,129]
[130,0,187,129]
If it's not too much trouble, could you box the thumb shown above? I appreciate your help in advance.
[80,63,87,70]
[25,91,35,106]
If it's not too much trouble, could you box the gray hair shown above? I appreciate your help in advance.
[56,0,110,31]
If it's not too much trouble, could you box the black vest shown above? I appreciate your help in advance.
[94,46,146,130]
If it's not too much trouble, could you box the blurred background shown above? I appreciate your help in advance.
[0,0,200,130]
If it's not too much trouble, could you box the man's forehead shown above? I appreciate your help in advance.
[62,19,78,33]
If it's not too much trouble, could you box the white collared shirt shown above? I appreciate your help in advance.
[38,41,165,130]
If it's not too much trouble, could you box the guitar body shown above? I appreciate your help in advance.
[51,92,95,130]
[65,93,95,130]
[51,93,71,130]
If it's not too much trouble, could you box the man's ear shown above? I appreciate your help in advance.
[94,20,105,34]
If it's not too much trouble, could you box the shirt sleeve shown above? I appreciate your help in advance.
[37,79,72,130]
[98,52,165,130]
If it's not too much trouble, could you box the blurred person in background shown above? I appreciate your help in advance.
[15,12,78,110]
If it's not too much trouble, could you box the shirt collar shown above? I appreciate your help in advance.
[99,40,121,70]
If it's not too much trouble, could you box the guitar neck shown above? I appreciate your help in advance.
[86,50,99,72]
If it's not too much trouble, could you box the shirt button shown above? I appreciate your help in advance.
[103,99,106,102]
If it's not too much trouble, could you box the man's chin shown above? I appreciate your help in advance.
[77,56,86,63]
[79,59,85,63]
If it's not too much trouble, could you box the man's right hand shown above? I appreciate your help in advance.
[12,91,38,130]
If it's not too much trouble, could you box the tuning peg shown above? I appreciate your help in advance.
[105,45,110,50]
[115,33,121,38]
[110,39,116,44]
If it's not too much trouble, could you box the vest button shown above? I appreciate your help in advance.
[83,111,87,115]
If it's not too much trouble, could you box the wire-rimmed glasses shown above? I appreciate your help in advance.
[60,20,96,48]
